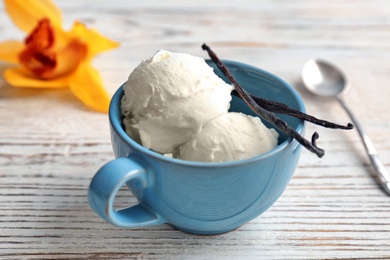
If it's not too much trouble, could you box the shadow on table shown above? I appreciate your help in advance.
[33,179,251,258]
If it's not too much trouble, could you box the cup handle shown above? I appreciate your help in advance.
[88,156,165,227]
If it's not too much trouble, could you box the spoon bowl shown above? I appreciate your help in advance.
[301,59,390,195]
[302,59,348,97]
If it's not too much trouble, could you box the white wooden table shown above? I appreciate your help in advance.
[1,1,389,259]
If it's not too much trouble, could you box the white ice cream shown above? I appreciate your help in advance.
[177,112,279,162]
[121,50,234,154]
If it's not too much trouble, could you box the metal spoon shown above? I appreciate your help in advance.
[302,59,390,195]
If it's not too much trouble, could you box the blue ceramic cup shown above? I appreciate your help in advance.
[88,60,305,235]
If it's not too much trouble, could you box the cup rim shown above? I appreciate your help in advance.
[109,59,306,167]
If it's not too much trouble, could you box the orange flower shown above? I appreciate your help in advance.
[0,0,119,113]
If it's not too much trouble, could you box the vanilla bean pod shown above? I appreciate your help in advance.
[231,90,354,130]
[202,43,325,157]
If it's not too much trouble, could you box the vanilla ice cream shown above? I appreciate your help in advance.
[121,50,234,154]
[176,112,279,162]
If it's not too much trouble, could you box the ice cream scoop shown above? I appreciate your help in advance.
[176,112,279,162]
[121,50,234,154]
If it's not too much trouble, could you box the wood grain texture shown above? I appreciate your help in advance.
[0,0,389,259]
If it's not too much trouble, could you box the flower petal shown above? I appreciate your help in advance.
[50,39,87,79]
[4,0,62,33]
[68,62,110,113]
[0,40,24,64]
[24,18,55,49]
[3,67,68,88]
[70,21,119,59]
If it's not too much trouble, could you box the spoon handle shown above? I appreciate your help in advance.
[336,96,390,195]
